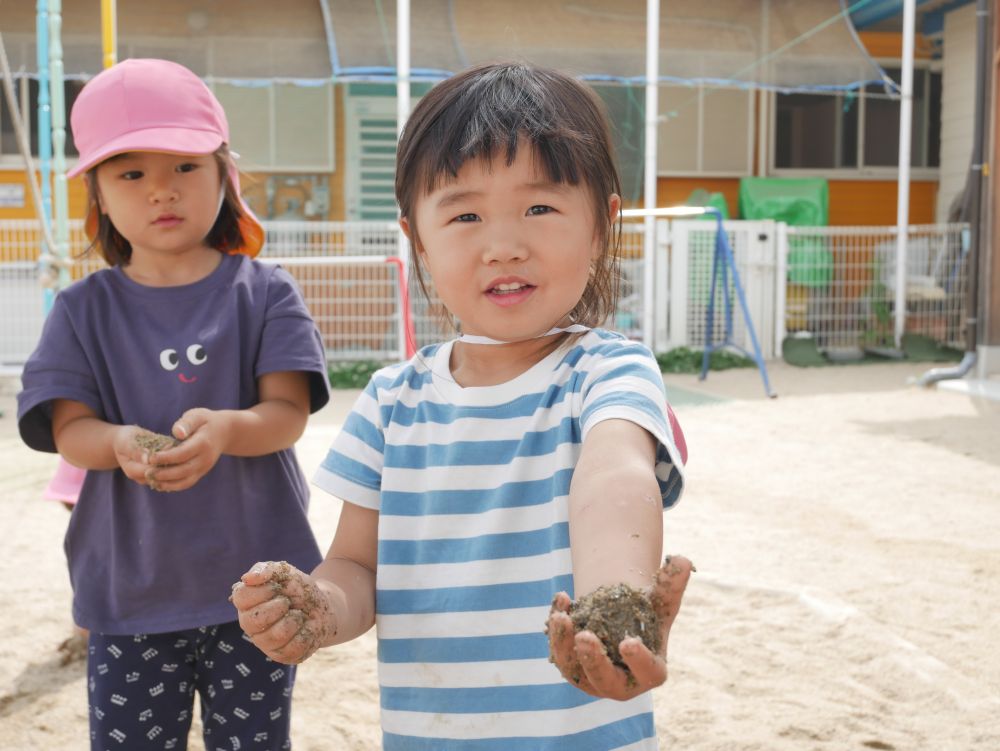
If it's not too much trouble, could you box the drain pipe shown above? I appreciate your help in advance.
[918,0,989,386]
[918,347,978,386]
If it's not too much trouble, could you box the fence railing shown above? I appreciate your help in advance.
[781,224,969,355]
[0,218,970,371]
[660,220,969,359]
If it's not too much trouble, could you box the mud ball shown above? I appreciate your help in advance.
[134,430,179,491]
[570,583,661,669]
[134,429,179,454]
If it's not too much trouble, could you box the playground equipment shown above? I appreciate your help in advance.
[623,206,775,398]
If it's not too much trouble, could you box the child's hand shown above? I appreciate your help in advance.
[231,560,338,665]
[112,425,159,486]
[546,555,694,701]
[144,408,227,491]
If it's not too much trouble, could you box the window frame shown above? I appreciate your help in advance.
[0,34,336,174]
[210,80,336,173]
[769,59,942,180]
[0,77,29,164]
[657,83,756,178]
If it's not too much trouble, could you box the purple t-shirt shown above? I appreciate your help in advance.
[17,253,329,634]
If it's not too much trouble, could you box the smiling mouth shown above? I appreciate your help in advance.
[488,282,535,294]
[178,373,197,383]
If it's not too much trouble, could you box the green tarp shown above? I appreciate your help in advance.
[739,177,831,287]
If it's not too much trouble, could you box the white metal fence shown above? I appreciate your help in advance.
[781,224,969,354]
[659,220,969,359]
[263,221,407,361]
[0,219,95,373]
[664,219,782,358]
[0,218,970,370]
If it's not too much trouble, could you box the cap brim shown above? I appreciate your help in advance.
[68,127,225,177]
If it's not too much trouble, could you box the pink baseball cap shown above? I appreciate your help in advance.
[69,58,264,257]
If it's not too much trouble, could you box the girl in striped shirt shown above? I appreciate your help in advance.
[233,61,694,750]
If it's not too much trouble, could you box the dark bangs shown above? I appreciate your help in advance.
[396,62,621,221]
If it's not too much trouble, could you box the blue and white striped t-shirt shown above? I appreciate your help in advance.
[314,329,686,750]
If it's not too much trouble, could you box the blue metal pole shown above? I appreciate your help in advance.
[699,210,775,398]
[37,0,54,314]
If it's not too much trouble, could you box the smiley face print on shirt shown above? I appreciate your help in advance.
[159,343,208,383]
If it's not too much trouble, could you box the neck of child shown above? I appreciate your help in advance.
[449,332,570,388]
[123,245,224,288]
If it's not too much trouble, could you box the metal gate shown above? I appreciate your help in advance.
[665,219,781,359]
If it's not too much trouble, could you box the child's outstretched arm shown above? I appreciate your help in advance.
[546,418,693,700]
[51,399,153,482]
[231,500,378,665]
[146,371,310,492]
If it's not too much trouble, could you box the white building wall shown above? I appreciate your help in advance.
[937,4,977,222]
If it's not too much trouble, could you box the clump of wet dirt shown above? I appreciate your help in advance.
[134,429,178,454]
[135,430,178,491]
[570,583,661,669]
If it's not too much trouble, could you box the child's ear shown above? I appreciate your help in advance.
[87,175,106,214]
[607,193,622,223]
[593,194,623,262]
[399,216,425,259]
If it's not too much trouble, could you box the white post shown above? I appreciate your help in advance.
[668,221,689,349]
[894,0,915,348]
[396,0,411,359]
[653,218,670,350]
[642,0,660,351]
[775,221,789,352]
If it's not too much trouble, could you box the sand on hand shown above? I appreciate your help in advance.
[133,429,179,455]
[133,429,179,491]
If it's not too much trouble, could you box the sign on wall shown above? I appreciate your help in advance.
[0,183,25,208]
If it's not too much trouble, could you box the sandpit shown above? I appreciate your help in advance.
[2,362,998,750]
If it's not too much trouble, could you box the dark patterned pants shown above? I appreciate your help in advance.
[87,621,295,751]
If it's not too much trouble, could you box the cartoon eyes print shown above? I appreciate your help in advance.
[159,344,207,383]
[186,344,207,364]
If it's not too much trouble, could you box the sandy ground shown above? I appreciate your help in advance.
[1,361,999,750]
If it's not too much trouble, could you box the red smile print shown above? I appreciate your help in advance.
[178,373,198,383]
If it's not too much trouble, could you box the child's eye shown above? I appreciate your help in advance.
[453,213,479,223]
[527,205,554,216]
[121,170,143,181]
[176,163,199,173]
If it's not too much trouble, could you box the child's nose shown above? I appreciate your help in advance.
[148,175,179,203]
[482,222,529,264]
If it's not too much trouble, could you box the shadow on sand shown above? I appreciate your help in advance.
[0,635,86,718]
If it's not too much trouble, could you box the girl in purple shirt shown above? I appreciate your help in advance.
[17,59,329,751]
